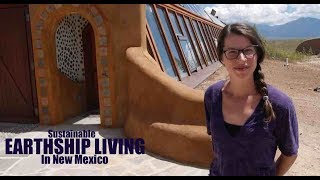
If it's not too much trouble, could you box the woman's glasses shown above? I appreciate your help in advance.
[223,45,259,60]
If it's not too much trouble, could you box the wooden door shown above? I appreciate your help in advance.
[82,23,99,112]
[0,5,37,123]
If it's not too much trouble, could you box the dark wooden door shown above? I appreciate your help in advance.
[83,24,99,112]
[0,6,37,123]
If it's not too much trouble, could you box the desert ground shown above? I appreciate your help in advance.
[196,57,320,176]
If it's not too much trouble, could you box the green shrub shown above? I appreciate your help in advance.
[264,39,312,62]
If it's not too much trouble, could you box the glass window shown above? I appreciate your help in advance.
[208,26,215,40]
[183,4,192,11]
[146,4,177,78]
[178,15,205,66]
[205,24,219,61]
[147,38,155,59]
[178,36,198,72]
[189,18,211,64]
[213,27,219,38]
[202,23,219,62]
[195,4,205,17]
[196,21,215,63]
[168,11,182,35]
[210,27,216,38]
[189,4,198,15]
[157,6,188,78]
[208,27,219,60]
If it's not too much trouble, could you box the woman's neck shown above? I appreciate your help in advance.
[224,78,258,98]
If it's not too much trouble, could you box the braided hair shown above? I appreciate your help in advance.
[217,23,276,122]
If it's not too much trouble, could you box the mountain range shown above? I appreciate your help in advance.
[254,17,320,40]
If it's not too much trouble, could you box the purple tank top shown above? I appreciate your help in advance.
[204,80,299,176]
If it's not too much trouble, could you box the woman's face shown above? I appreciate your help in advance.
[221,33,258,80]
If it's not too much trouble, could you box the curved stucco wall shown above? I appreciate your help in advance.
[124,47,212,167]
[296,38,320,55]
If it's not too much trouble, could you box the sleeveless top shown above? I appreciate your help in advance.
[204,80,299,176]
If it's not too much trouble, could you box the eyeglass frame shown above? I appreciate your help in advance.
[223,45,259,60]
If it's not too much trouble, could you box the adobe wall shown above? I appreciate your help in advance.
[29,4,212,167]
[125,47,212,167]
[29,4,146,127]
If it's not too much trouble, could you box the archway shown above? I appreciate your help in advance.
[55,13,99,117]
[83,23,99,113]
[31,4,112,126]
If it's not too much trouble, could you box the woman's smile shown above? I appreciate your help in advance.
[234,65,249,72]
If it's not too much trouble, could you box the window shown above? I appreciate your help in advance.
[179,15,205,66]
[145,4,223,81]
[168,11,182,35]
[146,4,177,78]
[196,21,215,63]
[147,38,155,59]
[157,6,188,78]
[178,35,198,72]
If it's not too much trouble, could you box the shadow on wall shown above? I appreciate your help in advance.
[296,38,320,55]
[124,47,213,168]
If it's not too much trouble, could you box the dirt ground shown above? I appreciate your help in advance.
[196,57,320,176]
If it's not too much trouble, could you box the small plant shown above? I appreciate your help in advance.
[264,39,312,62]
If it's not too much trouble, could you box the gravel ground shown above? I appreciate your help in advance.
[0,123,39,142]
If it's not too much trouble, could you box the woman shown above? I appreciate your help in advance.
[204,23,299,176]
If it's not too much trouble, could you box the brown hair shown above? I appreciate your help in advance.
[217,23,275,122]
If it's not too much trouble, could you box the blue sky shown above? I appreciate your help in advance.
[199,4,320,26]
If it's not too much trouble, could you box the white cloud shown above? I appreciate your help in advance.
[293,4,320,18]
[204,4,320,26]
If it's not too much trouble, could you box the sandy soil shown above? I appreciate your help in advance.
[196,57,320,176]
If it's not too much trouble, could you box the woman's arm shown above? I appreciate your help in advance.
[275,153,298,176]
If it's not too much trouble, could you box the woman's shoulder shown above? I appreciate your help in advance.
[267,84,294,109]
[204,80,225,98]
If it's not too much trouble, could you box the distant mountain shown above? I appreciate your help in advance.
[255,17,320,40]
